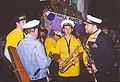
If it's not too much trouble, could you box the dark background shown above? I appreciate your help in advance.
[0,0,120,36]
[0,0,40,36]
[88,0,120,26]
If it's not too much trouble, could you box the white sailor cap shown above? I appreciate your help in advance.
[23,20,40,29]
[85,15,102,24]
[54,31,63,36]
[61,20,75,27]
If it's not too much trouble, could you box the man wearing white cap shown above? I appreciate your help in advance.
[17,20,51,82]
[84,15,115,81]
[53,19,84,82]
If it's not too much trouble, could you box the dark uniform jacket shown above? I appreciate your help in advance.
[88,31,115,72]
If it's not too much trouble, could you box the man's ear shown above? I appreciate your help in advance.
[72,28,73,31]
[62,28,65,33]
[93,24,97,28]
[16,22,19,25]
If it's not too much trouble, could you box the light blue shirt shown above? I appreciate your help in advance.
[17,34,51,80]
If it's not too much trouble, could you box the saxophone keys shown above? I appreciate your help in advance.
[72,61,75,66]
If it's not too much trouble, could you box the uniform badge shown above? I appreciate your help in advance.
[92,43,98,48]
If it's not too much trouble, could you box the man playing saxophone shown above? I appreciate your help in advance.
[53,19,84,82]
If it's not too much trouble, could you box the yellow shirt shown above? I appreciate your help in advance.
[5,28,25,48]
[55,35,83,77]
[44,37,56,56]
[4,28,25,61]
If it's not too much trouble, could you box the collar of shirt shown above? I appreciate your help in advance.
[26,34,37,40]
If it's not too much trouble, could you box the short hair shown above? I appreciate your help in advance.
[40,28,48,34]
[13,14,26,22]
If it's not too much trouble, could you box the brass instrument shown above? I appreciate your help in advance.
[46,68,52,82]
[59,45,81,73]
[46,52,53,82]
[82,43,98,82]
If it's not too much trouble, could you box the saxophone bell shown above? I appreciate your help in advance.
[59,59,74,73]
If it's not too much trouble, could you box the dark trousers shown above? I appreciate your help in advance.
[57,76,80,82]
[80,60,120,81]
[31,77,47,82]
[48,60,59,82]
[81,71,114,82]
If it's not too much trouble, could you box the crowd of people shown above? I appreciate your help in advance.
[0,11,120,82]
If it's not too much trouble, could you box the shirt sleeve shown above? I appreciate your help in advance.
[17,39,51,76]
[6,30,24,48]
[35,42,51,69]
[17,41,31,75]
[53,40,61,62]
[44,38,55,56]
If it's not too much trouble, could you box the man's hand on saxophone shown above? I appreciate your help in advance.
[74,52,83,63]
[57,52,83,73]
[73,56,79,63]
[58,59,66,68]
[86,63,98,74]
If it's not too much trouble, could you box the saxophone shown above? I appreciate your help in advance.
[82,43,98,82]
[59,45,81,73]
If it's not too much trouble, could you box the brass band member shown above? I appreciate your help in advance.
[45,29,62,57]
[84,15,115,81]
[44,29,62,82]
[53,19,83,82]
[17,20,51,82]
[4,14,26,62]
